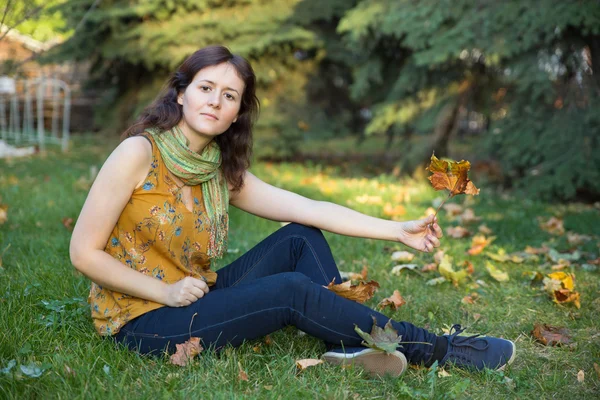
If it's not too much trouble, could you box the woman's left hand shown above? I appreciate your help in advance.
[397,214,443,253]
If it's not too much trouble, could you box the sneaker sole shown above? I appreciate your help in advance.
[322,348,407,377]
[497,340,517,371]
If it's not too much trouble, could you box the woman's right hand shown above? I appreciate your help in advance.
[163,277,210,307]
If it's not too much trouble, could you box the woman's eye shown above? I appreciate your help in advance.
[200,86,211,91]
[225,93,235,100]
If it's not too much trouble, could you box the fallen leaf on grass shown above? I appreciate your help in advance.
[295,359,323,371]
[461,293,479,304]
[238,361,249,381]
[531,323,572,346]
[391,251,415,262]
[486,262,509,282]
[354,317,404,354]
[383,203,406,218]
[594,363,600,379]
[566,232,592,247]
[437,368,451,377]
[543,272,580,308]
[341,265,368,281]
[62,217,74,231]
[421,263,437,272]
[447,226,471,238]
[170,337,203,366]
[377,290,406,310]
[391,264,418,275]
[326,279,380,303]
[486,249,524,263]
[467,235,495,255]
[458,209,481,224]
[439,255,469,286]
[524,245,550,255]
[478,224,493,235]
[0,204,8,225]
[577,369,584,383]
[426,277,447,285]
[427,154,480,197]
[433,250,445,265]
[443,203,464,216]
[539,216,565,235]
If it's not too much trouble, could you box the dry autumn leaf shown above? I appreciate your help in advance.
[438,254,469,286]
[238,361,249,381]
[62,217,74,231]
[539,216,565,235]
[461,293,479,304]
[427,154,480,197]
[354,317,404,354]
[443,203,464,217]
[467,235,496,255]
[344,265,368,281]
[524,245,550,255]
[383,203,406,218]
[566,232,592,247]
[486,261,509,282]
[377,290,406,310]
[478,224,493,235]
[458,209,481,225]
[447,226,471,238]
[531,323,572,346]
[577,370,584,383]
[390,264,418,275]
[295,359,324,371]
[170,337,203,366]
[391,251,415,262]
[325,279,380,303]
[542,271,580,308]
[421,263,437,272]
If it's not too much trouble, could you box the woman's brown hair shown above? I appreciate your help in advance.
[122,45,260,192]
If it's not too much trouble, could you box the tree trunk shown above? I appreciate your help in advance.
[430,101,460,158]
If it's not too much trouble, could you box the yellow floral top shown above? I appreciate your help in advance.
[89,134,217,336]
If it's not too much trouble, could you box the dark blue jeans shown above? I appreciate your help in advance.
[113,223,438,364]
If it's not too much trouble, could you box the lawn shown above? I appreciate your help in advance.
[1,135,599,399]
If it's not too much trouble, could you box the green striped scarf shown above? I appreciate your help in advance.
[147,125,229,259]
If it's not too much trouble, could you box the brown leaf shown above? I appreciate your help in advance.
[295,359,324,371]
[531,323,572,346]
[539,217,565,235]
[169,337,203,366]
[62,217,74,231]
[461,293,479,304]
[383,203,406,218]
[377,290,406,310]
[326,279,380,303]
[0,203,8,225]
[524,245,550,255]
[478,224,493,235]
[447,226,471,238]
[458,209,481,224]
[238,361,249,381]
[553,289,581,308]
[346,265,368,281]
[443,203,464,217]
[421,263,437,272]
[463,261,475,275]
[354,317,404,354]
[467,235,495,255]
[577,369,584,383]
[391,251,415,262]
[427,154,480,197]
[264,335,272,346]
[594,363,600,379]
[433,250,446,265]
[566,232,592,247]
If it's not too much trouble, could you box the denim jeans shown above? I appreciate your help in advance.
[113,223,438,364]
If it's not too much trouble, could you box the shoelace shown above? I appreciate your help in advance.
[447,324,489,351]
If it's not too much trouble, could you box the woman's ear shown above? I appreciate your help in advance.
[177,94,183,105]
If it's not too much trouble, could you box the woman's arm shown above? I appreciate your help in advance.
[70,137,208,307]
[230,171,442,252]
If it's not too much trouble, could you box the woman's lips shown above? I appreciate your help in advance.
[201,113,218,120]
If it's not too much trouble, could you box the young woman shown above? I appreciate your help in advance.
[69,45,515,377]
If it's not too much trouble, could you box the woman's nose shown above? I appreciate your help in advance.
[208,92,221,108]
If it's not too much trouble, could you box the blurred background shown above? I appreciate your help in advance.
[1,0,599,201]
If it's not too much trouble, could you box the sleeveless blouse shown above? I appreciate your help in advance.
[89,135,217,336]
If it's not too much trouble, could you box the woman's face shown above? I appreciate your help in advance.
[177,62,245,141]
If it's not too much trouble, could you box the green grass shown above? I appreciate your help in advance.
[1,135,599,399]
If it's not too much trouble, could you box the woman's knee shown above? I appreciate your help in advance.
[283,222,324,239]
[274,271,312,291]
